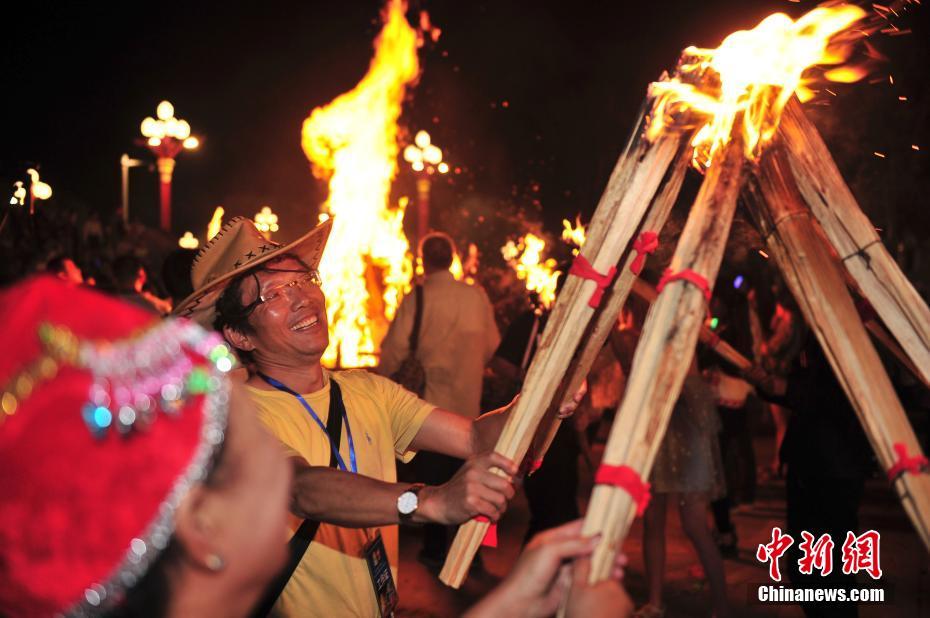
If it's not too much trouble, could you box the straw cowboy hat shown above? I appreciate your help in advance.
[173,216,333,327]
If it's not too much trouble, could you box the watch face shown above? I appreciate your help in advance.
[397,491,418,515]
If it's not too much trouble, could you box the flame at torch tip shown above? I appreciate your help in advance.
[502,233,561,309]
[647,4,867,169]
[301,0,420,368]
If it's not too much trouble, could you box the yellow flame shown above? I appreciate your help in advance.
[502,233,561,309]
[207,206,224,241]
[561,216,587,255]
[302,0,420,368]
[647,4,867,168]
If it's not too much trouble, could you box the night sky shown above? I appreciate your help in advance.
[4,1,928,263]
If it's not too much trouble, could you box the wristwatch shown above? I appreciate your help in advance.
[397,483,426,524]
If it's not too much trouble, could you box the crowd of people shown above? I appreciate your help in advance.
[1,216,630,617]
[2,205,928,618]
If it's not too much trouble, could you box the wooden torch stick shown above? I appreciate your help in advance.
[582,132,747,583]
[528,145,692,471]
[631,278,751,371]
[438,102,686,588]
[777,98,930,387]
[743,143,930,551]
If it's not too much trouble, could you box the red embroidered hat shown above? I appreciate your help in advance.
[0,276,235,617]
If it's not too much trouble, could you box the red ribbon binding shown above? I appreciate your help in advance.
[569,256,617,308]
[887,442,929,481]
[656,268,712,302]
[630,231,659,276]
[594,464,652,516]
[474,515,498,547]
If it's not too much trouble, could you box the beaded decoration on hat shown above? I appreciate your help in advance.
[0,277,235,617]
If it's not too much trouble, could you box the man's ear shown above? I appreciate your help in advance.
[173,484,225,572]
[223,325,255,352]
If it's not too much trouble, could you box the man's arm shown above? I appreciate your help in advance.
[288,451,518,526]
[407,404,512,460]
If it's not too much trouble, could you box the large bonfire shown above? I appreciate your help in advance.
[302,0,421,368]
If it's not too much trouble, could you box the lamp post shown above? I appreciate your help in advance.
[139,101,199,232]
[120,154,145,226]
[178,231,200,249]
[25,168,53,216]
[402,130,448,248]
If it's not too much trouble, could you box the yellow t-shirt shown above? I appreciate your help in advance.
[246,369,434,618]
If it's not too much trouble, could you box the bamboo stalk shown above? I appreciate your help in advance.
[439,101,687,588]
[743,143,930,551]
[582,134,746,583]
[528,145,692,469]
[778,98,930,387]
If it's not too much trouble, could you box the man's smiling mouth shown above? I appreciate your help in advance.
[290,316,320,332]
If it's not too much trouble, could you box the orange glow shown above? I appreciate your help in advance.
[647,4,867,168]
[206,206,224,241]
[502,233,561,309]
[302,0,420,368]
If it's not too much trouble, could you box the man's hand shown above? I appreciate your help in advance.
[464,520,630,618]
[416,452,518,525]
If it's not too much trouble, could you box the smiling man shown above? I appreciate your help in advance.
[173,217,548,617]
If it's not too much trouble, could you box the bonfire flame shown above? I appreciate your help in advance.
[502,233,561,310]
[302,0,420,368]
[647,4,867,168]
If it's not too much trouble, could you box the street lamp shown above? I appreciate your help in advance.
[23,169,53,215]
[402,130,448,248]
[120,154,145,226]
[139,100,200,232]
[9,182,26,206]
[178,231,200,249]
[253,206,279,240]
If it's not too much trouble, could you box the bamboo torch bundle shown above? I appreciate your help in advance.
[777,98,930,387]
[743,143,930,550]
[438,102,687,588]
[527,145,692,470]
[582,131,747,582]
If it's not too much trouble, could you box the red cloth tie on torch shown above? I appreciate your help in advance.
[594,464,652,516]
[474,515,498,547]
[519,455,544,476]
[887,442,929,481]
[656,268,712,302]
[630,231,659,276]
[569,255,617,308]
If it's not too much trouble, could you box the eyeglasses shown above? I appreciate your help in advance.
[258,270,323,306]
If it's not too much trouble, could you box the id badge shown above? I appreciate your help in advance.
[364,531,398,617]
